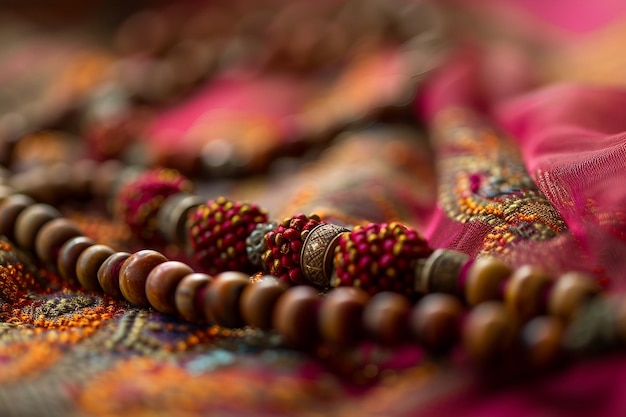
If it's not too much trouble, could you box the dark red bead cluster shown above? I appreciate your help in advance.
[333,222,432,298]
[262,213,321,284]
[187,197,268,275]
[115,168,192,244]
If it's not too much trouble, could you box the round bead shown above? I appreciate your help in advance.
[240,276,288,330]
[58,236,95,283]
[464,256,512,306]
[273,286,321,349]
[34,218,83,265]
[76,244,115,292]
[203,271,250,328]
[97,252,131,299]
[146,261,194,314]
[415,249,469,295]
[14,203,61,251]
[548,271,601,322]
[504,265,552,321]
[115,168,192,244]
[319,287,369,347]
[462,301,517,365]
[119,250,168,307]
[411,293,464,353]
[0,194,35,242]
[175,273,213,322]
[521,316,564,369]
[362,292,411,346]
[157,193,203,245]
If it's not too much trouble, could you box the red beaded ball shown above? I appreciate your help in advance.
[332,222,431,298]
[115,168,192,244]
[187,197,268,275]
[262,213,321,285]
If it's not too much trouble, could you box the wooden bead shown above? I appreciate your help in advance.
[240,276,288,330]
[548,271,601,322]
[76,244,115,292]
[504,265,552,321]
[58,236,95,283]
[0,194,35,241]
[411,293,464,353]
[97,252,131,299]
[362,292,411,346]
[319,287,369,347]
[521,316,564,369]
[203,271,250,328]
[146,261,194,314]
[464,256,512,306]
[273,286,321,349]
[14,203,61,251]
[463,301,517,365]
[175,273,213,322]
[34,218,83,265]
[119,250,168,307]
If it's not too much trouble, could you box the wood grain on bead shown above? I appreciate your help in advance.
[463,301,517,365]
[175,273,213,322]
[58,236,95,283]
[273,286,321,349]
[14,203,61,251]
[362,292,411,346]
[34,218,83,265]
[146,261,194,314]
[319,287,369,347]
[464,257,512,307]
[411,293,464,353]
[548,271,601,322]
[0,194,35,241]
[504,265,552,321]
[203,271,250,328]
[240,275,287,330]
[97,252,131,299]
[119,250,168,307]
[76,244,115,292]
[521,316,564,369]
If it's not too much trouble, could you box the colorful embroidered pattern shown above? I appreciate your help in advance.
[433,108,567,256]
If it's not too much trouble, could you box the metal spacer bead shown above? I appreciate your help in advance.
[415,248,469,295]
[300,223,349,289]
[246,221,278,269]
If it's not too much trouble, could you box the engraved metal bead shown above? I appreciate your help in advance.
[300,223,349,289]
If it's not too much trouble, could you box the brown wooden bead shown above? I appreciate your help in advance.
[319,287,369,347]
[273,286,321,349]
[240,276,288,330]
[521,316,564,369]
[0,194,35,242]
[463,301,517,365]
[175,273,213,322]
[548,271,601,322]
[504,265,553,321]
[34,218,83,265]
[362,292,411,346]
[203,271,250,328]
[464,256,512,306]
[119,250,168,307]
[146,261,194,314]
[411,293,464,353]
[14,203,61,251]
[58,236,95,283]
[97,252,131,299]
[76,244,115,292]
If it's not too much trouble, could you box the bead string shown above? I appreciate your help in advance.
[0,165,619,373]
